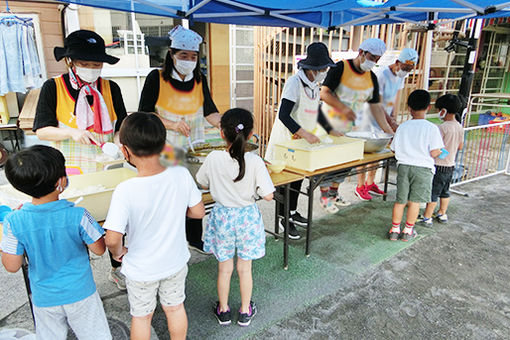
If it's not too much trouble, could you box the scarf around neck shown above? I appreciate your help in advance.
[69,68,113,134]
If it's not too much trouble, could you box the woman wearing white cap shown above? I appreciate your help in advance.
[139,25,220,253]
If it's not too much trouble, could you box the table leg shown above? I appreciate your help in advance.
[274,190,280,240]
[22,256,35,325]
[283,183,290,270]
[383,159,390,202]
[305,177,315,257]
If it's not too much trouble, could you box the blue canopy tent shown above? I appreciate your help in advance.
[56,0,510,28]
[56,0,389,28]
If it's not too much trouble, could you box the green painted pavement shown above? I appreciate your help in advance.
[181,200,435,340]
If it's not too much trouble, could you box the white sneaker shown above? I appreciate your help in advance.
[435,213,448,223]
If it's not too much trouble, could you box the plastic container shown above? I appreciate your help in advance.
[61,167,137,221]
[274,136,364,172]
[438,148,449,160]
[0,168,137,222]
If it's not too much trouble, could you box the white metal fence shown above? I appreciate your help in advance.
[452,121,510,187]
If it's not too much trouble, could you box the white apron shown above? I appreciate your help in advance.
[265,79,319,160]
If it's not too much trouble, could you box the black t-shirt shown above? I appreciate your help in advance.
[322,59,380,104]
[138,69,218,116]
[33,74,127,132]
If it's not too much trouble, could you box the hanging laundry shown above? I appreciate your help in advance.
[0,14,43,95]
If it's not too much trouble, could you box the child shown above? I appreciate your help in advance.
[388,90,444,241]
[196,108,275,327]
[0,145,110,340]
[420,94,464,225]
[103,112,205,340]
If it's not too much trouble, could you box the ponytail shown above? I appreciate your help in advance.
[220,108,254,182]
[230,129,247,182]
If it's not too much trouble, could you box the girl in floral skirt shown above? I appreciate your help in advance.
[196,108,275,327]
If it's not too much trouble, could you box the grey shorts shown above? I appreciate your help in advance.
[126,265,188,317]
[33,291,111,340]
[396,164,434,204]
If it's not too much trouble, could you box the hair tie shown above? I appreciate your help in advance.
[235,123,244,133]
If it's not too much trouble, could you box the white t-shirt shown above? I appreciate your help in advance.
[196,151,275,208]
[390,119,444,171]
[103,166,202,281]
[376,65,405,116]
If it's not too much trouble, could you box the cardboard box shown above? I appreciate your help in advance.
[274,136,364,172]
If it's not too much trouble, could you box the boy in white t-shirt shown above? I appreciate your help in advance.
[104,112,205,340]
[388,90,444,241]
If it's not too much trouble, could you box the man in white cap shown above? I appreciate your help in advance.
[320,38,394,204]
[357,47,419,197]
[375,47,419,131]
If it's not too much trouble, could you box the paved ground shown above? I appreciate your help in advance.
[1,172,510,339]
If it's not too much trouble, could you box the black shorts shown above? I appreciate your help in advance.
[431,166,454,202]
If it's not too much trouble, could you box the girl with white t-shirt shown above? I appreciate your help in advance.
[196,108,275,327]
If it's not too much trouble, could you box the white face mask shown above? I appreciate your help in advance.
[438,109,447,121]
[396,69,409,78]
[174,59,197,76]
[360,57,376,72]
[74,66,101,83]
[314,70,328,84]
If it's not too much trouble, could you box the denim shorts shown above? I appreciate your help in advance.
[396,164,434,204]
[431,166,454,202]
[204,203,266,262]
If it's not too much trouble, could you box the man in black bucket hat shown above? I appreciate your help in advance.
[33,30,128,291]
[265,42,344,238]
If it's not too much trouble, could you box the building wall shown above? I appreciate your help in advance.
[8,1,66,78]
[209,23,231,114]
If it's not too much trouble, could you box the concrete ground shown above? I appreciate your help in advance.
[1,171,510,339]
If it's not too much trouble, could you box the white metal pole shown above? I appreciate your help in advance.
[131,11,141,99]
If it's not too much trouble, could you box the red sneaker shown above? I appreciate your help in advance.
[366,183,386,196]
[355,185,372,201]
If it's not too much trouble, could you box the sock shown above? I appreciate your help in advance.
[404,223,414,231]
[391,222,400,231]
[290,210,296,215]
[320,187,329,198]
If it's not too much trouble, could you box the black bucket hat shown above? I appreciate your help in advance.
[297,42,336,70]
[54,30,119,65]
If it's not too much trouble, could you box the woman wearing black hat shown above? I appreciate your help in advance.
[33,30,127,175]
[33,30,127,290]
[265,42,342,239]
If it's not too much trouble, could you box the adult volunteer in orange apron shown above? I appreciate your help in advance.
[33,30,128,290]
[265,42,341,239]
[138,25,220,253]
[34,30,127,175]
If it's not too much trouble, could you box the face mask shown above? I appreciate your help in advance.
[360,57,376,72]
[438,109,447,121]
[57,176,69,193]
[396,69,409,78]
[74,66,101,83]
[314,71,328,84]
[174,59,197,76]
